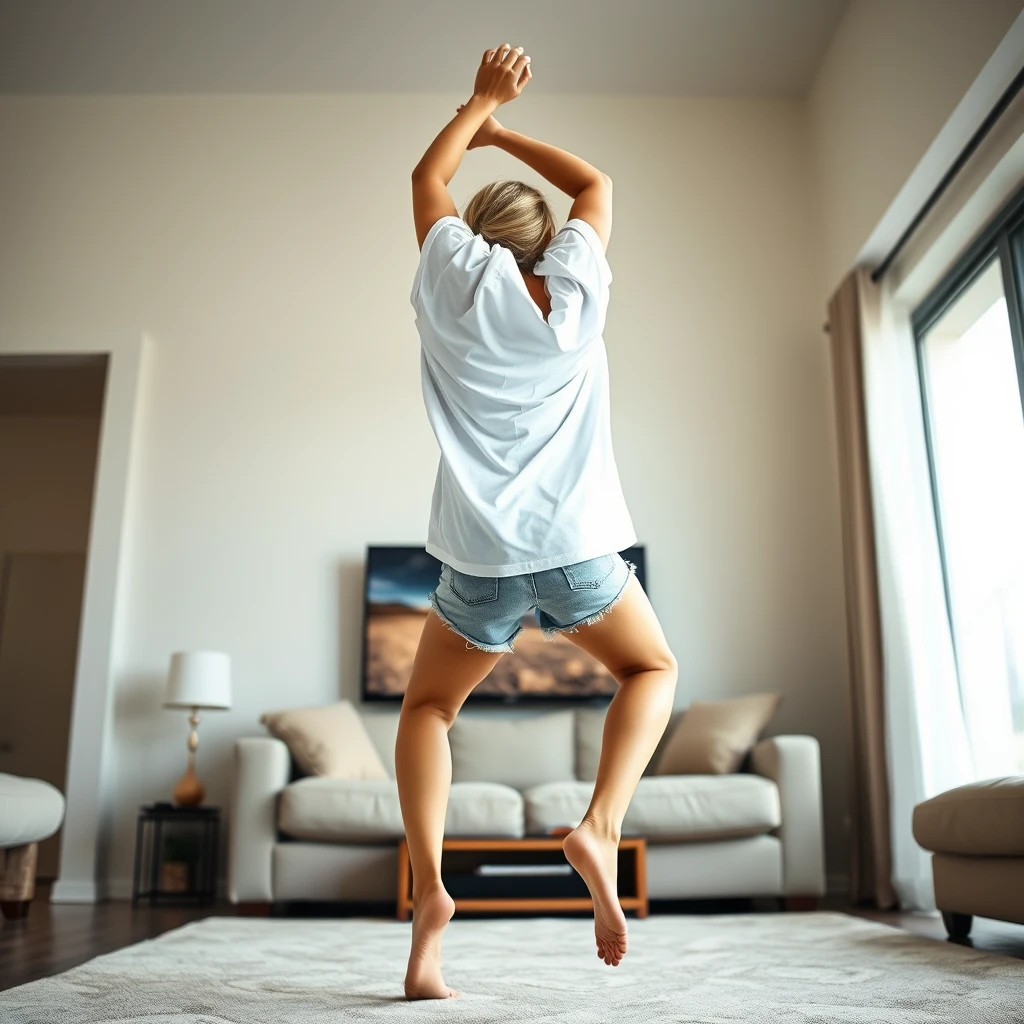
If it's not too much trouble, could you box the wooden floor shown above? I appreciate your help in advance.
[2,888,1022,993]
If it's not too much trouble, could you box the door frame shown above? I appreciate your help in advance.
[0,331,152,902]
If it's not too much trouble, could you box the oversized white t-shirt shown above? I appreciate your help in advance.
[411,214,636,577]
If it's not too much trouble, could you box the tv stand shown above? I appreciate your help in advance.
[396,836,648,920]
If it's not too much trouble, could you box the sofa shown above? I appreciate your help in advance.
[913,776,1024,938]
[228,707,826,908]
[0,772,66,918]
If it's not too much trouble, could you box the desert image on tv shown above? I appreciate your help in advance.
[363,548,626,699]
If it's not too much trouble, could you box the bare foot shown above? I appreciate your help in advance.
[563,820,628,966]
[404,884,459,1000]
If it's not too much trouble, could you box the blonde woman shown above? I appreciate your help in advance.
[397,43,678,999]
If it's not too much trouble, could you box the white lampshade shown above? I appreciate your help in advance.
[164,650,232,710]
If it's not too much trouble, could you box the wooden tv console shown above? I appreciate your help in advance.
[396,836,648,921]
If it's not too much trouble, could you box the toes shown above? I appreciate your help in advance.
[596,932,628,965]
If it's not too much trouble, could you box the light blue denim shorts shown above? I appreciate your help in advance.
[427,551,636,654]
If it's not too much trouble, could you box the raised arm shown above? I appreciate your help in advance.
[490,129,612,251]
[411,44,532,249]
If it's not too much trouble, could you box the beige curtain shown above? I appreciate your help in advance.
[826,267,897,909]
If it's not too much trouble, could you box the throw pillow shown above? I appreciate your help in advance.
[449,711,575,789]
[260,700,389,779]
[654,693,782,775]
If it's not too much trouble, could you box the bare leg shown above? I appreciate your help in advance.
[560,575,677,966]
[395,611,504,1000]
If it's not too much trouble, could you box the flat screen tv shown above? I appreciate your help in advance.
[362,545,647,702]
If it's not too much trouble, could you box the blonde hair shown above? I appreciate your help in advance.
[463,181,556,272]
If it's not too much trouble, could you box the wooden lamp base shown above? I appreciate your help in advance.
[172,760,206,807]
[172,707,206,807]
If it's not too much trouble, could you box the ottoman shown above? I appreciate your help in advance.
[913,776,1024,938]
[0,773,66,918]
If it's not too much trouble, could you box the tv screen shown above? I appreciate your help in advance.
[362,545,647,702]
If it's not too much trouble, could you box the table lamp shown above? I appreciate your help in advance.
[163,650,232,807]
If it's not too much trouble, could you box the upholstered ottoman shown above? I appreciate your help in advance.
[913,777,1024,938]
[0,773,66,918]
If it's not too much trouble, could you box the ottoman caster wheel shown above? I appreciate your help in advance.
[941,911,973,940]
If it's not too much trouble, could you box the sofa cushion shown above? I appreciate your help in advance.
[575,707,607,781]
[523,775,781,842]
[913,777,1024,856]
[360,712,400,777]
[278,778,524,841]
[0,773,66,847]
[450,711,575,790]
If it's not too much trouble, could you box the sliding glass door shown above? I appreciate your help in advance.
[914,187,1024,776]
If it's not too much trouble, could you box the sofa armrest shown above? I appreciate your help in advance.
[227,737,290,904]
[750,735,826,896]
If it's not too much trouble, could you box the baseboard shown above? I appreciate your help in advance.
[105,877,227,901]
[52,877,226,902]
[51,878,106,903]
[106,878,135,900]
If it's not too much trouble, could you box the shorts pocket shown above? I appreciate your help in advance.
[446,567,500,605]
[561,553,617,590]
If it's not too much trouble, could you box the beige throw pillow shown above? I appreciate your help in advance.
[260,700,389,780]
[654,693,781,775]
[449,711,575,789]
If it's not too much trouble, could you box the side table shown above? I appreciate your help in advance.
[131,803,220,907]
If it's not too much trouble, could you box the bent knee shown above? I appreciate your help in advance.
[400,693,460,729]
[618,647,678,682]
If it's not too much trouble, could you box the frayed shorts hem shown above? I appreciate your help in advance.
[427,590,520,654]
[539,559,637,641]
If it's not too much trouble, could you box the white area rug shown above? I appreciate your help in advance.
[3,912,1023,1023]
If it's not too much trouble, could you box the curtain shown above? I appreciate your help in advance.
[827,269,895,908]
[828,266,975,911]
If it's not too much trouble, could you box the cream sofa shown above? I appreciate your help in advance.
[228,708,826,907]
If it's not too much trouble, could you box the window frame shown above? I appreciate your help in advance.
[911,179,1024,680]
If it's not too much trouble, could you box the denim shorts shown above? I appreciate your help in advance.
[427,551,636,654]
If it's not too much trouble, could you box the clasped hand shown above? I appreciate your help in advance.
[457,43,532,149]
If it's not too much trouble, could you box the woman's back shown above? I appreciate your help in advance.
[412,214,635,576]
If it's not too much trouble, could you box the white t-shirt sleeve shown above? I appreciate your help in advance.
[533,217,612,351]
[410,215,476,311]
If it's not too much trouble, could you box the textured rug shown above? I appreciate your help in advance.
[3,912,1023,1023]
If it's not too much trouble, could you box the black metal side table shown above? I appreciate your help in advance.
[131,803,220,907]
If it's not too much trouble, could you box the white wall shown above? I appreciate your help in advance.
[808,0,1024,300]
[0,93,848,893]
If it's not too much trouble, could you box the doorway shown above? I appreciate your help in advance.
[0,354,107,878]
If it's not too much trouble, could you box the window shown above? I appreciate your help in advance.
[914,185,1024,775]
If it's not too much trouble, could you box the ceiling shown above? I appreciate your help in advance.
[0,0,849,98]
